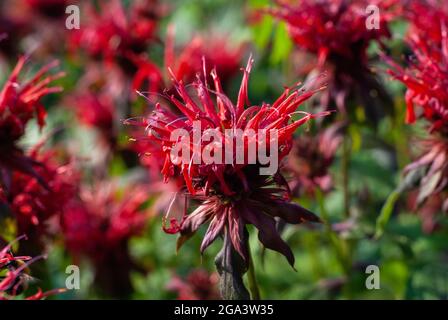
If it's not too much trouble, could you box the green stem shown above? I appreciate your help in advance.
[247,241,261,300]
[342,134,351,218]
[375,189,401,239]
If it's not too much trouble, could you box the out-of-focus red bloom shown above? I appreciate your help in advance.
[387,2,448,130]
[65,62,128,149]
[267,0,397,122]
[0,235,65,300]
[0,56,63,142]
[69,0,164,96]
[70,0,159,63]
[127,57,326,267]
[269,0,394,63]
[285,123,344,196]
[386,2,448,221]
[386,2,448,214]
[61,183,149,297]
[7,148,77,244]
[167,269,220,300]
[69,92,116,144]
[165,27,245,85]
[0,56,63,193]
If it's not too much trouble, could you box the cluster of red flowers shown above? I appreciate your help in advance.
[0,0,79,61]
[2,1,249,298]
[387,1,448,224]
[0,56,68,226]
[3,0,448,301]
[72,0,163,89]
[70,0,159,64]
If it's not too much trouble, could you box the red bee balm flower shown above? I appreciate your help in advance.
[285,123,344,197]
[164,28,245,85]
[387,2,448,213]
[0,56,63,193]
[61,184,149,297]
[69,92,116,145]
[127,57,327,267]
[8,149,77,243]
[69,0,163,96]
[267,0,397,122]
[69,0,159,64]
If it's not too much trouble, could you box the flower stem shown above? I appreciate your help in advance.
[247,241,261,300]
[342,133,351,218]
[215,231,250,300]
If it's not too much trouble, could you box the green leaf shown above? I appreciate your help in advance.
[251,15,274,50]
[375,190,401,239]
[269,22,293,65]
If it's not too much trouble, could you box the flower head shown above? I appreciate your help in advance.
[285,122,344,196]
[127,57,327,267]
[61,183,149,296]
[0,56,63,192]
[69,0,163,96]
[0,57,63,142]
[267,0,397,121]
[70,0,159,63]
[268,0,394,63]
[8,148,77,243]
[386,2,448,214]
[387,2,448,130]
[68,92,116,145]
